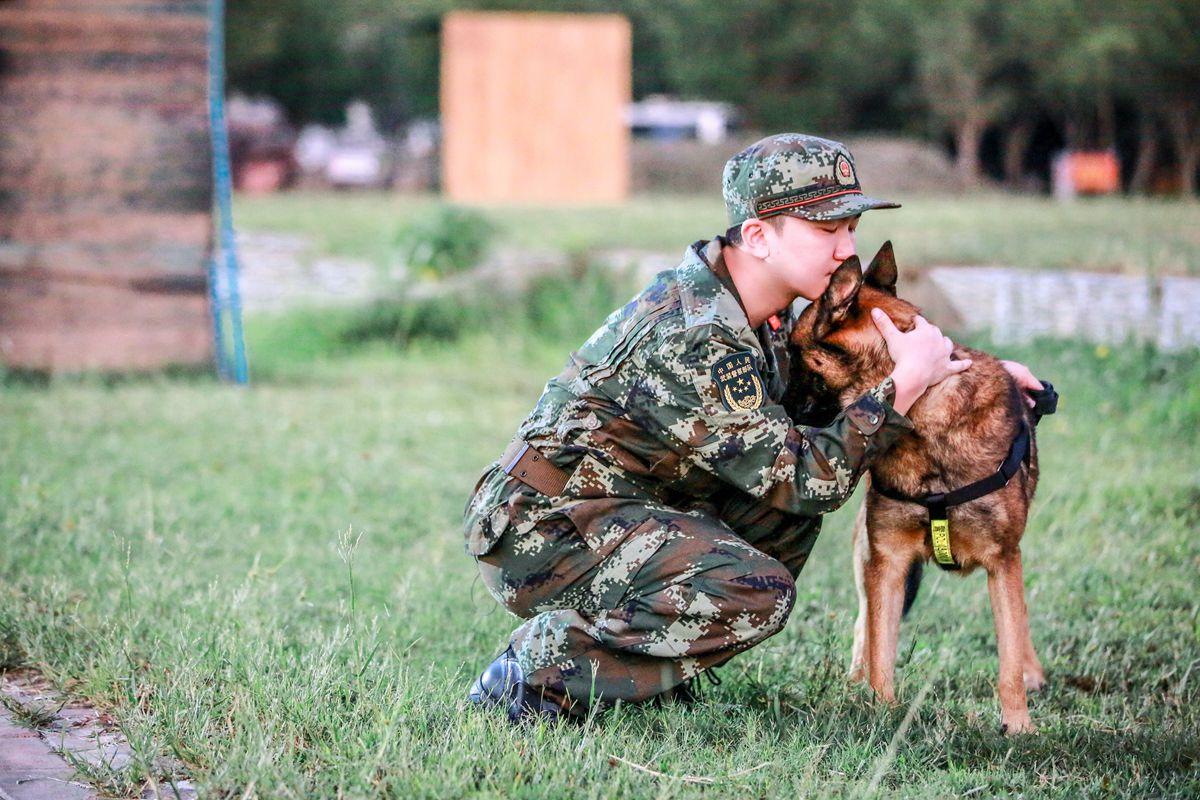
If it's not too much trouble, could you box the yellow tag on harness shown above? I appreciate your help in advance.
[930,518,955,565]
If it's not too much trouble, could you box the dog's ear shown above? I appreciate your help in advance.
[813,256,863,340]
[863,241,897,296]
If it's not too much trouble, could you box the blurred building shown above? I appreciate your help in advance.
[294,102,391,190]
[626,96,736,143]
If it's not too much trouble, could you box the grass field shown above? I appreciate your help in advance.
[233,191,1200,276]
[2,288,1199,798]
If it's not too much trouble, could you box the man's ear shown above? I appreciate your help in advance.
[739,218,770,257]
[863,241,898,296]
[813,256,863,339]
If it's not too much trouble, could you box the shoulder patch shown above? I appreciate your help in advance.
[711,352,765,412]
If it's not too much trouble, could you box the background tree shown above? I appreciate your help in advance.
[903,0,1012,186]
[1030,0,1135,151]
[227,0,360,125]
[629,0,919,133]
[993,0,1072,188]
[1119,0,1200,196]
[227,0,675,132]
[223,0,1200,195]
[227,0,449,130]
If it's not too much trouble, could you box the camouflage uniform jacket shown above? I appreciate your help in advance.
[464,237,914,558]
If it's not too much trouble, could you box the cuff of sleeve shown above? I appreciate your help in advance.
[845,376,915,436]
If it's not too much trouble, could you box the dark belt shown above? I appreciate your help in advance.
[499,439,571,497]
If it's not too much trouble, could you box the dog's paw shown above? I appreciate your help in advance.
[1023,669,1046,692]
[1000,714,1037,735]
[847,664,869,686]
[870,686,898,705]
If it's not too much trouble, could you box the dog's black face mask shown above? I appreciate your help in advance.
[783,242,900,425]
[781,363,841,426]
[783,255,866,424]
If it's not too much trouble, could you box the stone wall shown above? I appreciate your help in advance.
[915,268,1200,351]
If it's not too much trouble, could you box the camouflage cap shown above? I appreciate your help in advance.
[722,133,900,226]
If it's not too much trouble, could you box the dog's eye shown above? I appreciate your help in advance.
[819,341,848,358]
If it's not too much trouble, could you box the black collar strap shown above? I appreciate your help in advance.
[871,380,1057,571]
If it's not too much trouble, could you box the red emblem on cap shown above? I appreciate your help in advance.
[834,154,856,186]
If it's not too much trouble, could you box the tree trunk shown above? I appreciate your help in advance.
[1128,112,1159,195]
[1165,105,1200,198]
[955,116,983,188]
[1003,119,1034,188]
[1181,148,1199,198]
[1062,117,1082,151]
[1097,94,1117,150]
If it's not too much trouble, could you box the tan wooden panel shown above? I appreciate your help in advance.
[0,0,212,372]
[441,11,631,204]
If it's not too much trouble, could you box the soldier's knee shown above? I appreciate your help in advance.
[732,559,796,641]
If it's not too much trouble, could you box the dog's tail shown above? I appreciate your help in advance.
[902,560,924,617]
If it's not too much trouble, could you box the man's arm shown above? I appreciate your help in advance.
[631,325,914,517]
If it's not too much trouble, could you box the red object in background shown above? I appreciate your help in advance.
[237,158,292,194]
[1068,152,1120,194]
[228,96,296,193]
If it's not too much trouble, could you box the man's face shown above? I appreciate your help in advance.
[761,213,859,302]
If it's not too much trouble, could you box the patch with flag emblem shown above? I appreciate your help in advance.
[712,352,765,412]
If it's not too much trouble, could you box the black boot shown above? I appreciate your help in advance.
[468,646,575,723]
[655,667,722,707]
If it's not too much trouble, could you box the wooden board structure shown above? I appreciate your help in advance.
[441,11,631,204]
[0,0,213,373]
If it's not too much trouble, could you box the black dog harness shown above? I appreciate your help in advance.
[871,381,1059,571]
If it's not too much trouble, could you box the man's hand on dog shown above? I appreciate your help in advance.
[871,308,972,415]
[1000,360,1042,408]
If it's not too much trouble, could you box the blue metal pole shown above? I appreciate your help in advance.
[207,0,249,384]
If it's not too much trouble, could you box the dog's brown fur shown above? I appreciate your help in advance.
[786,242,1044,734]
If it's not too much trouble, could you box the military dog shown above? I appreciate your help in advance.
[785,242,1046,734]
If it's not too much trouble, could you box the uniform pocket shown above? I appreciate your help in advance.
[560,497,627,558]
[463,466,513,556]
[465,503,510,556]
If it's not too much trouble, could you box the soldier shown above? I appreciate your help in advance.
[464,133,1043,722]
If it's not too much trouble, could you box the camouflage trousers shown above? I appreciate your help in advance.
[475,491,822,709]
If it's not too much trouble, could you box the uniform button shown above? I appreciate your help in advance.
[519,470,527,477]
[867,414,878,425]
[532,455,540,461]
